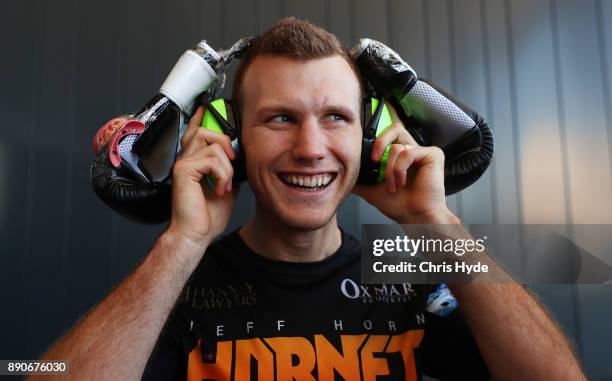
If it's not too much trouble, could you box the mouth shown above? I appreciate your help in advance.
[277,172,338,192]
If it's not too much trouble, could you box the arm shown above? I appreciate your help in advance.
[33,106,238,380]
[353,114,586,380]
[413,210,586,381]
[33,230,208,380]
[451,275,585,381]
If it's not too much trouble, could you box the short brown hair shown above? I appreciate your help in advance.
[232,17,362,105]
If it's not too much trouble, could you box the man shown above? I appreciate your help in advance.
[36,18,585,380]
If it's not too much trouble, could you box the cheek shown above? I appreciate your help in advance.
[241,128,287,175]
[333,128,363,166]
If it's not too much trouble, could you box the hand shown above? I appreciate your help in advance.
[168,106,239,246]
[352,103,455,224]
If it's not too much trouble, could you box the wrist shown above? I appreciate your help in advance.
[163,226,212,255]
[397,207,460,225]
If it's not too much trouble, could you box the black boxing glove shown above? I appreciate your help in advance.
[350,38,494,195]
[91,116,173,224]
[90,38,251,224]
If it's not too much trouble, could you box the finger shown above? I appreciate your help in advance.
[384,144,408,192]
[371,123,418,161]
[196,128,236,160]
[396,145,445,187]
[177,143,235,196]
[181,127,236,160]
[406,146,445,167]
[400,127,419,146]
[385,101,419,146]
[196,143,235,196]
[197,156,233,197]
[200,159,232,197]
[394,148,413,188]
[184,105,235,160]
[371,124,402,162]
[202,179,241,206]
[181,105,205,148]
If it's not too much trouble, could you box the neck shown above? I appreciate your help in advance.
[239,205,342,263]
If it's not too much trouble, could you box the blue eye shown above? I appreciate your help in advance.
[270,115,291,123]
[324,114,346,123]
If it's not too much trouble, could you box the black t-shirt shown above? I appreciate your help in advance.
[142,229,489,380]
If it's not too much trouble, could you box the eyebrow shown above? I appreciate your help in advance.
[323,105,358,119]
[253,103,359,120]
[254,105,298,119]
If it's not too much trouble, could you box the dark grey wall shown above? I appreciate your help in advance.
[1,0,611,379]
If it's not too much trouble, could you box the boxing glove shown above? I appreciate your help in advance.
[90,38,251,224]
[350,38,494,195]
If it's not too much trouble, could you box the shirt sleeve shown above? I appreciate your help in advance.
[420,308,490,380]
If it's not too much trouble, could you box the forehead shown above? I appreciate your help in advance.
[240,55,362,110]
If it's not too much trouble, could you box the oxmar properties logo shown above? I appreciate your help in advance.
[340,278,416,304]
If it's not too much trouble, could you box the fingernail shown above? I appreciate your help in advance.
[226,182,232,192]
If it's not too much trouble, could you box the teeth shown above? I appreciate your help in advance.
[282,174,334,188]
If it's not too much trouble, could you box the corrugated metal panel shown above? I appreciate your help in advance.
[0,0,610,377]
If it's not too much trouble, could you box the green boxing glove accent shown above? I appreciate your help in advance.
[198,96,396,187]
[200,99,229,188]
[369,98,394,183]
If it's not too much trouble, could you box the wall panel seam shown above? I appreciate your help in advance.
[549,0,583,357]
[503,0,524,225]
[595,0,612,193]
[446,0,463,218]
[479,0,498,226]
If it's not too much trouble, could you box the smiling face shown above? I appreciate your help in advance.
[240,54,363,230]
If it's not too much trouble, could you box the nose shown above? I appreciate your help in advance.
[291,116,327,162]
